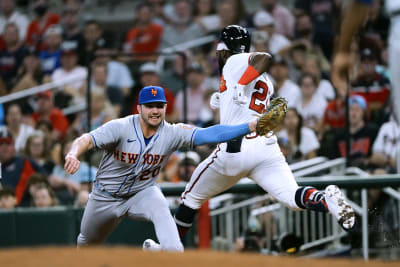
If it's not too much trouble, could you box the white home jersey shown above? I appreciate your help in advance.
[219,53,274,125]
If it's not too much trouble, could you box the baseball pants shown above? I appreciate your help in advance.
[77,185,183,251]
[181,138,302,211]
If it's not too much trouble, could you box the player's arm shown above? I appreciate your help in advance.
[332,0,372,98]
[234,53,272,104]
[193,120,257,146]
[337,0,372,53]
[64,134,94,174]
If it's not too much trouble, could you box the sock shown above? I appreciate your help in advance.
[174,204,197,238]
[295,186,329,212]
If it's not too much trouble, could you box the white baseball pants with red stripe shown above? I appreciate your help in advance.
[180,136,302,211]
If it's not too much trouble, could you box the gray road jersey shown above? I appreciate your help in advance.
[90,115,197,197]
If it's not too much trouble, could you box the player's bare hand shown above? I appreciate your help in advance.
[64,153,80,174]
[332,52,351,99]
[233,84,248,105]
[249,119,257,132]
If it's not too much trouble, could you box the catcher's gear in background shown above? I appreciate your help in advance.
[256,97,288,136]
[220,25,251,54]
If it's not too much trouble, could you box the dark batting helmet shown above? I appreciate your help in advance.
[220,25,251,54]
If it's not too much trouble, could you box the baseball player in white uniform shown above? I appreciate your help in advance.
[173,25,356,241]
[64,85,261,251]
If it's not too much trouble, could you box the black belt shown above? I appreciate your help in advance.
[226,137,243,153]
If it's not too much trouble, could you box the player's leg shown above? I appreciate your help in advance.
[127,185,183,252]
[251,143,355,230]
[175,148,242,238]
[77,189,123,246]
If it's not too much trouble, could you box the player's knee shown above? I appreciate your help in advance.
[77,233,88,246]
[77,232,104,246]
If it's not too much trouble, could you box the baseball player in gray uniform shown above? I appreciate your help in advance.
[64,85,259,251]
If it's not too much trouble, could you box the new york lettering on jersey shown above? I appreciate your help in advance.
[90,114,197,195]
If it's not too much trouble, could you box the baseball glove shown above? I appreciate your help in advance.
[255,97,288,136]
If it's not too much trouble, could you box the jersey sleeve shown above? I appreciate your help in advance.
[223,53,251,85]
[168,123,198,150]
[89,119,122,149]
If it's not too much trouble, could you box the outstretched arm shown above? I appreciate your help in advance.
[193,120,257,146]
[64,134,94,174]
[332,0,372,98]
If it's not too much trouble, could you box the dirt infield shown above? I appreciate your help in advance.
[1,247,399,267]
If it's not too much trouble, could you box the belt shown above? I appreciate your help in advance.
[94,181,134,200]
[226,137,243,153]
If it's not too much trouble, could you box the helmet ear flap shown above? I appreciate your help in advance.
[220,25,251,54]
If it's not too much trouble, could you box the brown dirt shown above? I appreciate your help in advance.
[1,247,398,267]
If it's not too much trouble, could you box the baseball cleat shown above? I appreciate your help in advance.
[324,185,355,231]
[142,239,161,251]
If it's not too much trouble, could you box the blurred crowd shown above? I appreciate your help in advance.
[0,0,396,249]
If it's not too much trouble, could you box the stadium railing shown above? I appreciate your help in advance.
[160,159,400,261]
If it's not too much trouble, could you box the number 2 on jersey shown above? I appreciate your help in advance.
[249,80,269,113]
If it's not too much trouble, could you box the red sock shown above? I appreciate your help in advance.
[304,188,317,203]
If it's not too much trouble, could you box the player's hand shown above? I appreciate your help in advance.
[248,119,258,132]
[210,92,220,109]
[233,84,248,105]
[332,52,351,99]
[64,153,80,174]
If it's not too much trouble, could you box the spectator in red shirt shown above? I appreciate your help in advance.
[351,48,391,125]
[31,90,69,141]
[124,3,163,61]
[0,127,42,205]
[25,0,60,50]
[322,97,346,130]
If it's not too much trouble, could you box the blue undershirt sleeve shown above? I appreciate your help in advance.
[193,123,251,146]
